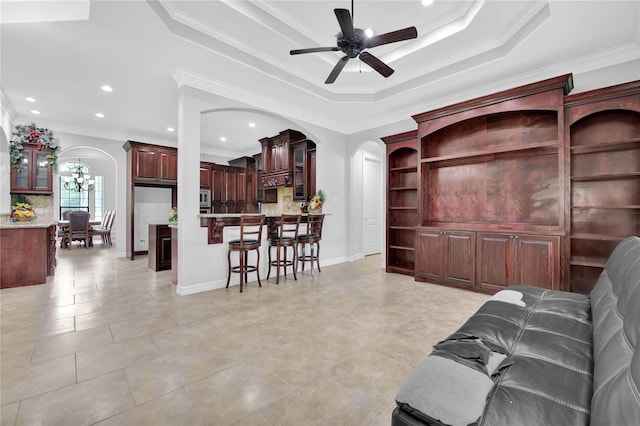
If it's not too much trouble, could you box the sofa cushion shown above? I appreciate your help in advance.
[589,236,640,426]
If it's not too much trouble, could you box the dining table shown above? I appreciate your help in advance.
[57,219,102,247]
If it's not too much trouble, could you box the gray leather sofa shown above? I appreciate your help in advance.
[393,236,640,426]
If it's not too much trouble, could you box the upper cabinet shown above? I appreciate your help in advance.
[291,140,317,201]
[10,143,54,194]
[124,141,177,185]
[259,129,315,191]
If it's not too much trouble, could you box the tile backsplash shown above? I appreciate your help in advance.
[260,187,304,215]
[11,194,54,222]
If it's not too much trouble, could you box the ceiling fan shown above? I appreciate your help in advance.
[289,0,418,84]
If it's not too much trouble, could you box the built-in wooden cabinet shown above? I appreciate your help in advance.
[416,228,475,288]
[10,144,54,194]
[1,225,56,288]
[148,224,172,271]
[123,141,178,260]
[210,164,248,213]
[124,141,177,185]
[408,75,572,293]
[199,164,211,188]
[564,81,640,294]
[476,233,559,292]
[382,131,418,275]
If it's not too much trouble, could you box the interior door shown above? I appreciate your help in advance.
[363,156,382,255]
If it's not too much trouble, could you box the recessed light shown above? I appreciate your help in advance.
[167,127,175,132]
[25,97,36,102]
[220,137,227,142]
[365,28,374,38]
[421,0,434,6]
[95,113,104,118]
[30,110,40,115]
[101,85,113,92]
[249,122,256,128]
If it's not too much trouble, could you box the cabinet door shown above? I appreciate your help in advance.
[158,226,172,270]
[159,151,177,182]
[200,166,211,188]
[236,170,247,203]
[134,149,157,181]
[11,164,30,192]
[224,170,237,202]
[33,150,53,192]
[211,169,225,202]
[476,233,513,291]
[307,149,316,199]
[443,231,475,288]
[292,144,306,200]
[416,229,444,281]
[515,235,559,290]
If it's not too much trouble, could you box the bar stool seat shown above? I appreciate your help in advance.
[226,215,265,293]
[297,214,325,276]
[267,214,301,284]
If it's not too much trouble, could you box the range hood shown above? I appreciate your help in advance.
[259,129,306,188]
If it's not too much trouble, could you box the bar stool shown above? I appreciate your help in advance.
[226,215,265,293]
[267,214,301,284]
[297,214,324,276]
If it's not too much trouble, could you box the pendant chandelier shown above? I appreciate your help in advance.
[63,163,94,192]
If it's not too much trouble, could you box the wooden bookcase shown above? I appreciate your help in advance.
[382,130,418,275]
[411,75,573,293]
[564,81,640,294]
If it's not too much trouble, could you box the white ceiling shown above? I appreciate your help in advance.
[1,0,639,160]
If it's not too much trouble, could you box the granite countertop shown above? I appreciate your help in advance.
[198,212,328,219]
[0,219,58,229]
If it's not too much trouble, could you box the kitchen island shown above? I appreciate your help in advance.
[0,219,57,288]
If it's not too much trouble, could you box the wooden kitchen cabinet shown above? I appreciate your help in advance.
[1,225,56,288]
[416,228,476,289]
[210,164,247,213]
[476,233,560,292]
[148,224,172,271]
[10,144,54,194]
[124,141,177,185]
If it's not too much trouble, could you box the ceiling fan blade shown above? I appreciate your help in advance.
[365,27,418,49]
[334,8,356,40]
[325,56,350,84]
[359,51,394,78]
[290,47,340,55]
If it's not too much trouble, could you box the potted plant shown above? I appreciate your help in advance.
[309,190,325,213]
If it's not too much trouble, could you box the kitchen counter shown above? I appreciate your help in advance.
[1,222,57,288]
[0,219,57,229]
[198,212,327,244]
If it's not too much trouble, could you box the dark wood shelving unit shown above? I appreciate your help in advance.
[564,80,640,294]
[411,75,572,293]
[382,130,418,276]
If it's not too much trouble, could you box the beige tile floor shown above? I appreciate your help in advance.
[1,241,489,426]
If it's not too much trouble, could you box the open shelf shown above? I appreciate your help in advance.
[570,234,627,242]
[420,141,558,164]
[571,205,640,210]
[570,137,639,153]
[390,186,418,191]
[571,172,640,182]
[570,257,607,268]
[389,166,417,173]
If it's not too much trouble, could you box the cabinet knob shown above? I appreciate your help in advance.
[514,235,519,239]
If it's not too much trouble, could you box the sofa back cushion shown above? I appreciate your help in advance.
[589,236,640,426]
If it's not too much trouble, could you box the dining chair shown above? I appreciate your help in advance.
[267,214,301,284]
[63,210,91,249]
[92,210,115,246]
[226,214,265,293]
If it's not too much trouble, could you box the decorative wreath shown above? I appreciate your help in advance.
[9,123,59,170]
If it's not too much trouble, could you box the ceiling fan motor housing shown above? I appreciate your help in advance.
[338,28,366,58]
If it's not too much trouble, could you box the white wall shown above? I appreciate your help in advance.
[134,186,172,251]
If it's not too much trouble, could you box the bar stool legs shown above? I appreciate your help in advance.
[226,215,264,293]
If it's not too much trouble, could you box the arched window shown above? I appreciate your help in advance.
[59,161,103,219]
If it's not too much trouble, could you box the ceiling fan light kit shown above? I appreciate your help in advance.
[290,3,417,84]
